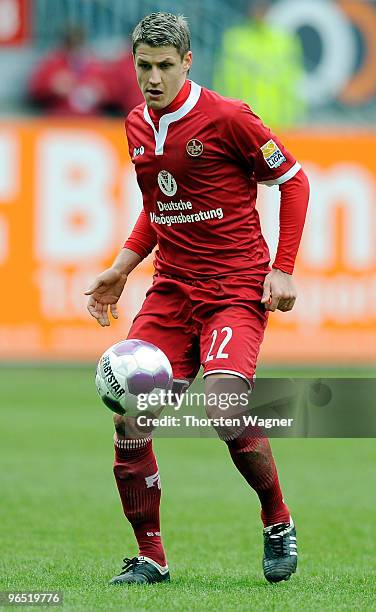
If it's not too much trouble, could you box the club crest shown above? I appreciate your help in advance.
[186,139,204,157]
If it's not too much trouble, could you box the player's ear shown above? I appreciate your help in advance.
[182,51,192,73]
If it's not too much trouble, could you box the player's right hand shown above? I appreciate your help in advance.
[84,268,128,327]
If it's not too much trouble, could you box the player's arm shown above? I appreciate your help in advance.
[85,210,157,326]
[261,168,310,312]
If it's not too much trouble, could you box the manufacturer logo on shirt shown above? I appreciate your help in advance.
[261,139,286,169]
[186,139,204,157]
[157,170,177,196]
[133,145,145,157]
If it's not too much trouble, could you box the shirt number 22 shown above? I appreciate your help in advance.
[205,327,233,362]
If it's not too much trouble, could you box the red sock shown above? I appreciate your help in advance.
[113,436,167,566]
[226,435,290,527]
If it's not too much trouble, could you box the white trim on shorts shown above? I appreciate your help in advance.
[203,369,253,390]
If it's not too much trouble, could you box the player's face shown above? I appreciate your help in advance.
[134,44,192,110]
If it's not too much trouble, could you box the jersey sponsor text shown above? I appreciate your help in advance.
[150,207,224,227]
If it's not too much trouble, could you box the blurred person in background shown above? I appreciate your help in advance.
[213,0,305,129]
[28,24,113,116]
[106,45,145,117]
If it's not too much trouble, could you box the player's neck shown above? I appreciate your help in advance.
[148,80,191,123]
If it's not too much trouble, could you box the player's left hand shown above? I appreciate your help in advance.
[261,268,297,312]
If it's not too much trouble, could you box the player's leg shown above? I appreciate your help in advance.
[204,371,297,583]
[200,285,297,583]
[204,373,290,529]
[111,276,199,585]
[111,412,167,584]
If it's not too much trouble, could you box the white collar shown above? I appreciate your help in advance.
[143,81,202,155]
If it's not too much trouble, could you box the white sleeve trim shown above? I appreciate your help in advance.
[259,161,301,187]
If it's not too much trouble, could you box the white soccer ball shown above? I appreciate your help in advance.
[95,339,173,417]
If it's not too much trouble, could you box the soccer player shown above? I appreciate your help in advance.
[85,12,309,585]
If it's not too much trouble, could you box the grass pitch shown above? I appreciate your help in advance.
[0,366,375,611]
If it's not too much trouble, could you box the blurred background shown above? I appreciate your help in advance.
[0,0,375,367]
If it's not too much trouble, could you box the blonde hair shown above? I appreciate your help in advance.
[132,12,191,59]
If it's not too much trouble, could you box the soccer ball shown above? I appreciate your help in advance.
[95,339,173,417]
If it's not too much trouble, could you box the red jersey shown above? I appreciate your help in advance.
[125,81,303,279]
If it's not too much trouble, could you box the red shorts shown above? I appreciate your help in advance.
[127,274,268,387]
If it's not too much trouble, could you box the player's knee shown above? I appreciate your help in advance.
[204,374,250,440]
[113,413,126,436]
[113,412,153,439]
[204,374,249,419]
[203,400,245,441]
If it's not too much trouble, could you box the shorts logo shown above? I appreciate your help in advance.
[186,139,204,157]
[261,139,286,169]
[157,170,177,196]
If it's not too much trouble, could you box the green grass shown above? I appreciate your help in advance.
[0,366,375,611]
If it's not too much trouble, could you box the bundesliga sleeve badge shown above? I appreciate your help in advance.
[186,139,204,157]
[260,139,286,169]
